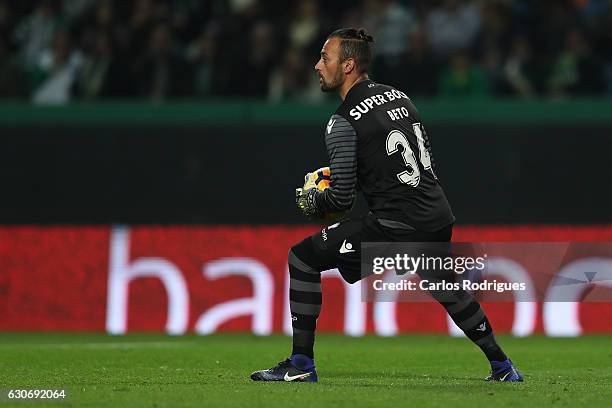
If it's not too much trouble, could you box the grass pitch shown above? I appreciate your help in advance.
[0,333,610,407]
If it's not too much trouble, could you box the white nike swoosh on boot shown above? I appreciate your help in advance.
[284,372,310,381]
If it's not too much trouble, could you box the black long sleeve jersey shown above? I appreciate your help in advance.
[313,79,455,232]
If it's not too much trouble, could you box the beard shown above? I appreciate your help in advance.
[319,69,343,92]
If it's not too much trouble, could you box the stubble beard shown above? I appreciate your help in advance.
[320,69,343,93]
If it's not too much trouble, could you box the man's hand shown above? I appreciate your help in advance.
[295,187,320,217]
[303,171,317,191]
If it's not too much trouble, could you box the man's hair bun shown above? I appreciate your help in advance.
[357,28,374,43]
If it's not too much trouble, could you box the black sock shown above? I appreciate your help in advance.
[463,317,507,362]
[288,249,322,359]
[440,292,507,363]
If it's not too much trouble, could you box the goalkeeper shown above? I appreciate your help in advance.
[251,28,523,383]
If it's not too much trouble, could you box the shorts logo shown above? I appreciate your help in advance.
[322,222,340,242]
[339,239,355,254]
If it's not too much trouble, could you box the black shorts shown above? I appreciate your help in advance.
[308,213,452,284]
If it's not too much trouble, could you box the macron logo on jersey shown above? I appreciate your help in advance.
[327,118,336,134]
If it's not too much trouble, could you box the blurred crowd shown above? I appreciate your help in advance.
[1,0,611,104]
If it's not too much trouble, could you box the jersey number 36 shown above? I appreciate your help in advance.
[385,123,435,187]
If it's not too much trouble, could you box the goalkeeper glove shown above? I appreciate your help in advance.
[295,187,320,217]
[302,170,317,191]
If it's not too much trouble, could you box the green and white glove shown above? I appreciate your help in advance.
[295,187,320,217]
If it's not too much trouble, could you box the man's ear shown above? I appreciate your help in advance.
[344,58,356,75]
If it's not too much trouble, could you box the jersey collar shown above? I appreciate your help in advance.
[344,78,374,101]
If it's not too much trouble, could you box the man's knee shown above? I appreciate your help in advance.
[288,238,324,276]
[290,238,315,262]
